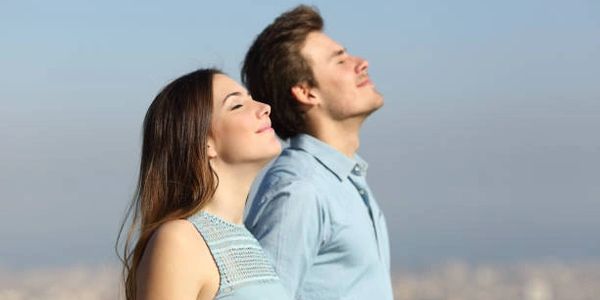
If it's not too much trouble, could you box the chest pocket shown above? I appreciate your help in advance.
[320,186,380,267]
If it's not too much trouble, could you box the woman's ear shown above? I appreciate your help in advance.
[206,138,218,159]
[291,82,319,106]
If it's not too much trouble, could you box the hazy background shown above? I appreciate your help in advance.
[1,0,599,280]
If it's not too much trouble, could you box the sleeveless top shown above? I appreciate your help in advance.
[187,211,291,300]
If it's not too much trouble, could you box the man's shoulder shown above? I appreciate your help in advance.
[252,147,324,201]
[265,146,320,180]
[247,150,324,227]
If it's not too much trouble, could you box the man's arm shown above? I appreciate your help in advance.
[246,179,325,298]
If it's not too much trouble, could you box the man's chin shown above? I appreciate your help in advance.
[371,94,384,110]
[361,102,383,119]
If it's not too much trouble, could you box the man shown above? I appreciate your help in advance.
[243,5,393,300]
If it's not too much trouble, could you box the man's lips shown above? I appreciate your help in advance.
[357,77,372,88]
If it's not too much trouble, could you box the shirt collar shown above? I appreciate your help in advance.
[289,134,368,181]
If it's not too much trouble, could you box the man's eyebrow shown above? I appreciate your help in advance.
[222,91,242,105]
[329,48,346,61]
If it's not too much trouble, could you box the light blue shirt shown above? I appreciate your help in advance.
[245,134,394,300]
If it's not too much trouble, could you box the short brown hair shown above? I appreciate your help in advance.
[241,5,323,139]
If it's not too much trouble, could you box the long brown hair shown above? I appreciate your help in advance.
[241,5,323,139]
[116,68,222,300]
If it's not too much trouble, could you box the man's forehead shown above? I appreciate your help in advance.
[302,31,344,62]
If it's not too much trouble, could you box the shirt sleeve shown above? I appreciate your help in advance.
[245,177,325,298]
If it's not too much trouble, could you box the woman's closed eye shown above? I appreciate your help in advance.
[231,103,244,110]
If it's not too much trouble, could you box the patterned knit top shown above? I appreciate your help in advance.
[188,211,291,300]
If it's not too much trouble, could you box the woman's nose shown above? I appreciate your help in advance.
[257,101,271,117]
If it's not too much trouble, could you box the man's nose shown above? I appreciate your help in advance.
[355,56,369,74]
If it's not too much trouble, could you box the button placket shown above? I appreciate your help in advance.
[348,172,381,260]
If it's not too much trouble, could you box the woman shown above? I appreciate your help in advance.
[117,69,290,299]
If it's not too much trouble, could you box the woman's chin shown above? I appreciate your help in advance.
[257,148,281,166]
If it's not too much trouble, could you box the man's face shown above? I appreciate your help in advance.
[301,31,383,121]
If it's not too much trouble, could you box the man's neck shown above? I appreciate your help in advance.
[308,118,363,158]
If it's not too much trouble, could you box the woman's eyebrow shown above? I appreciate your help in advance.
[222,91,242,105]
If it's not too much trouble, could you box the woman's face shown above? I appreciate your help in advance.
[209,74,281,165]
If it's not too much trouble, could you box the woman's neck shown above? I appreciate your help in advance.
[202,162,261,224]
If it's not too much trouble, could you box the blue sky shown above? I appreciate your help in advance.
[1,0,599,270]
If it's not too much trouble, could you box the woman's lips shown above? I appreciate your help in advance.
[256,124,273,133]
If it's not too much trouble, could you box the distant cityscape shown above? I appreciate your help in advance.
[393,260,600,300]
[1,260,598,300]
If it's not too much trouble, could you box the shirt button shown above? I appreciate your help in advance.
[359,189,366,195]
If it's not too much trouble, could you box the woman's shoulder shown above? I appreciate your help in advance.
[136,219,220,298]
[146,219,214,268]
[153,219,206,249]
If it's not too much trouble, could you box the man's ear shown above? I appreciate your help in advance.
[291,82,318,106]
